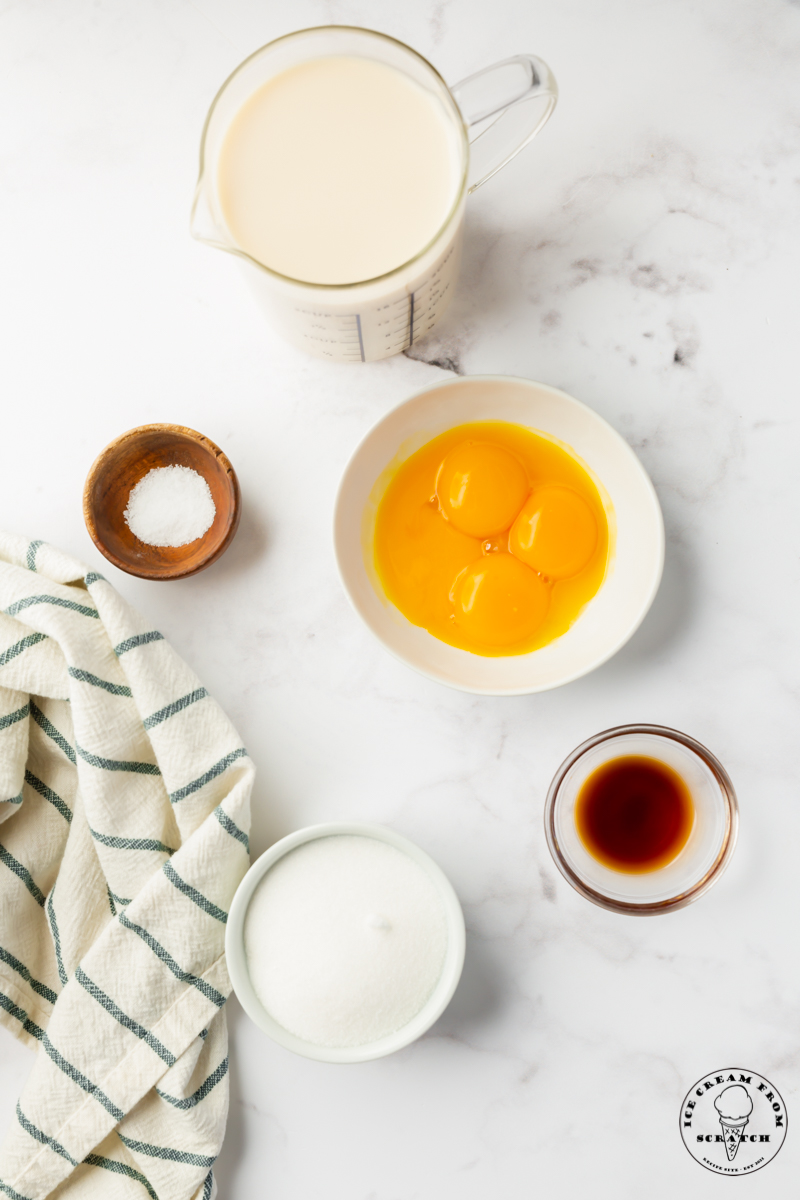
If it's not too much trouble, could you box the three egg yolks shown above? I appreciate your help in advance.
[372,422,610,656]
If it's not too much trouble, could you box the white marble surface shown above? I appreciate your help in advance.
[1,0,800,1195]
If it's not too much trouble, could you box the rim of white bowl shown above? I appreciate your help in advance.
[332,375,665,695]
[226,822,467,1063]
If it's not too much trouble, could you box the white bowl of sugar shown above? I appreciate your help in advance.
[226,823,466,1062]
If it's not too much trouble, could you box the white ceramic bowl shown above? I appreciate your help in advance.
[334,375,664,695]
[226,822,466,1063]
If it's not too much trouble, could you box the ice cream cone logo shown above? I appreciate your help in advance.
[714,1086,753,1161]
[680,1067,787,1175]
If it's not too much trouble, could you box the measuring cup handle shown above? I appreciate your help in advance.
[450,55,558,193]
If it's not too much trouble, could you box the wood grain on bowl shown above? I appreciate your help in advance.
[83,424,241,581]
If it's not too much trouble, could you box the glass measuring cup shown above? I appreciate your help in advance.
[191,26,557,363]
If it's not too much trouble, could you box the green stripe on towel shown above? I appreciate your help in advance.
[46,884,68,986]
[0,993,124,1121]
[169,748,248,805]
[0,1175,34,1200]
[0,990,42,1039]
[68,667,132,697]
[40,1032,124,1120]
[0,844,46,906]
[114,631,163,656]
[117,911,226,1008]
[214,806,249,852]
[117,1133,216,1169]
[156,1057,229,1110]
[90,828,175,855]
[106,887,131,916]
[0,945,58,1005]
[0,703,29,731]
[16,1104,76,1165]
[76,743,161,775]
[76,966,176,1066]
[143,688,208,731]
[24,770,72,824]
[84,1154,159,1200]
[4,595,98,619]
[0,633,47,669]
[29,702,76,764]
[163,862,227,924]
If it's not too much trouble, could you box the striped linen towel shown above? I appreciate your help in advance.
[0,534,254,1200]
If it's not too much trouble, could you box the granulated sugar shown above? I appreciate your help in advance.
[124,465,215,547]
[244,835,448,1048]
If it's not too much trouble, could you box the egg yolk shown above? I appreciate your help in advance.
[509,485,598,579]
[453,553,550,646]
[371,421,610,657]
[436,442,528,538]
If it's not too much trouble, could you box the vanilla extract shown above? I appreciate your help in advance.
[575,755,694,873]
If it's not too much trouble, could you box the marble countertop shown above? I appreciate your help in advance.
[2,0,800,1196]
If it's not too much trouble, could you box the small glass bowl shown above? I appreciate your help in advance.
[544,724,738,915]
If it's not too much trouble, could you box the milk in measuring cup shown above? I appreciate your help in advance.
[215,55,465,360]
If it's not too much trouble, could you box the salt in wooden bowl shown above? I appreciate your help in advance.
[83,424,241,580]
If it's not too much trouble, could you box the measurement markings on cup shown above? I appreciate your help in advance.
[380,293,418,354]
[293,237,457,359]
[298,310,364,360]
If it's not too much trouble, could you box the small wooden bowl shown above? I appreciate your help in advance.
[83,424,241,580]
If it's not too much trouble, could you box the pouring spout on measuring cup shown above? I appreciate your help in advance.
[190,182,230,254]
[450,54,558,193]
